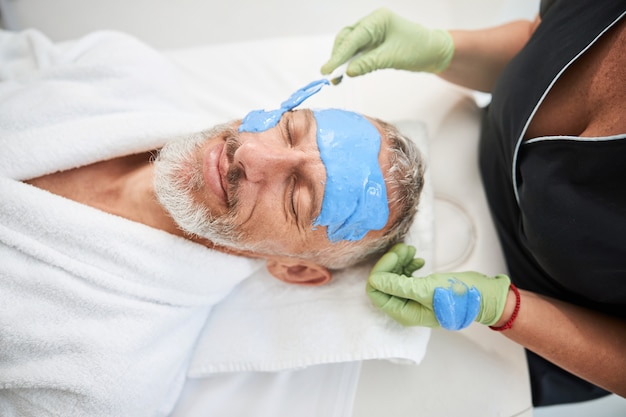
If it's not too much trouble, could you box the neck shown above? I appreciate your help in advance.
[125,161,184,236]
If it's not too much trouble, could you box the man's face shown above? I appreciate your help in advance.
[154,109,392,259]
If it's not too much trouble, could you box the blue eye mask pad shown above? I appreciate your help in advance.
[239,79,389,242]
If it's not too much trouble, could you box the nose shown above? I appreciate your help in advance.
[233,137,310,183]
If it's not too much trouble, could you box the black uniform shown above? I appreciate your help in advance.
[479,0,626,406]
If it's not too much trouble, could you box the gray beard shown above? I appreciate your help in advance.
[153,125,251,251]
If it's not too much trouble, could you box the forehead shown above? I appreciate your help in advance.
[291,109,394,199]
[291,109,390,148]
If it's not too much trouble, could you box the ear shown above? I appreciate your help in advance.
[266,257,332,286]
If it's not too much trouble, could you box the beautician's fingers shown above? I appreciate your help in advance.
[390,244,426,276]
[322,8,454,77]
[391,242,416,265]
[373,243,424,276]
[320,8,390,76]
[321,27,357,75]
[366,281,439,327]
[370,251,401,275]
[368,271,434,305]
[408,257,426,274]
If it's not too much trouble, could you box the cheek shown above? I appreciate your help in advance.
[233,192,287,240]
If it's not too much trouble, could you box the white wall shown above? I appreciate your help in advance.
[0,0,538,48]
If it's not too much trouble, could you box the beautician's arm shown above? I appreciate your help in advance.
[368,244,626,397]
[320,8,541,93]
[440,17,541,92]
[494,288,626,397]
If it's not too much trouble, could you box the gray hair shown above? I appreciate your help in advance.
[306,118,426,270]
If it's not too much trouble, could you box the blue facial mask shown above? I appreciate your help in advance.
[312,109,388,242]
[239,80,389,242]
[239,79,329,133]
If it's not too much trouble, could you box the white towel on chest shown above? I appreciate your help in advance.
[0,29,262,416]
[0,177,262,417]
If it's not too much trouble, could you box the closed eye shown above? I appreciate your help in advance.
[287,116,294,146]
[289,175,297,220]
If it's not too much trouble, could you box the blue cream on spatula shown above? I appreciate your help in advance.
[239,79,389,242]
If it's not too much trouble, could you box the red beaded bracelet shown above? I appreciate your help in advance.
[489,283,521,331]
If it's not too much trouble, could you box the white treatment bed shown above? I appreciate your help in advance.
[0,1,539,415]
[161,35,532,417]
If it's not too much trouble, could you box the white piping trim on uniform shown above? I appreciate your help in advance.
[525,133,626,145]
[512,11,626,206]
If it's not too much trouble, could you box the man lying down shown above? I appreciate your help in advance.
[0,29,425,416]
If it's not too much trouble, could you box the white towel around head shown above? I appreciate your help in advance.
[188,120,434,376]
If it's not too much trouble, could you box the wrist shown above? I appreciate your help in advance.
[490,284,521,331]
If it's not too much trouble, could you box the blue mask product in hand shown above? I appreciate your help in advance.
[239,79,330,133]
[433,278,481,330]
[312,109,389,242]
[237,79,389,242]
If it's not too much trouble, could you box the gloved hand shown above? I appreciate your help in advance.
[320,8,454,77]
[367,244,511,330]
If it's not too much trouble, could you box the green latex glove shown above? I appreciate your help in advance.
[320,8,454,77]
[367,244,511,329]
